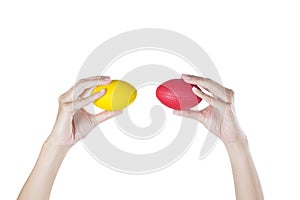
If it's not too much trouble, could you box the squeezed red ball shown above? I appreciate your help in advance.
[156,79,202,110]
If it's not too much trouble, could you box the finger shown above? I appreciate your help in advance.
[78,87,95,99]
[93,110,123,124]
[73,76,111,99]
[78,77,110,99]
[181,74,209,90]
[61,76,111,101]
[182,74,229,102]
[173,109,203,121]
[72,89,106,110]
[192,86,225,108]
[86,75,110,80]
[61,76,110,102]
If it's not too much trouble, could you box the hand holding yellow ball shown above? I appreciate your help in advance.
[91,80,137,111]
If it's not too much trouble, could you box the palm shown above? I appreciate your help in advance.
[50,110,94,147]
[200,105,223,138]
[174,74,245,144]
[200,104,242,143]
[71,109,95,143]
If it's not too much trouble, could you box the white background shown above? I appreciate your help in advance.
[1,0,300,199]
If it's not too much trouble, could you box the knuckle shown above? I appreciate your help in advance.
[198,76,205,82]
[58,93,67,104]
[191,75,201,82]
[77,79,84,84]
[227,88,234,96]
[226,88,234,99]
[202,78,211,88]
[204,78,212,84]
[75,79,85,88]
[58,95,64,103]
[59,102,72,111]
[205,77,212,82]
[224,102,233,111]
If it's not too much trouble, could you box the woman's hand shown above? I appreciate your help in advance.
[18,76,122,200]
[174,74,246,145]
[175,74,264,200]
[46,76,122,149]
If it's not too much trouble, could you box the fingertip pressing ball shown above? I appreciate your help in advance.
[91,80,137,111]
[156,79,202,110]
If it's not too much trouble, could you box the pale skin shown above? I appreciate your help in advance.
[17,76,122,200]
[174,74,264,200]
[17,74,263,200]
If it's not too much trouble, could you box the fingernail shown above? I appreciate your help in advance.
[99,76,110,82]
[192,86,199,92]
[101,77,111,85]
[113,110,123,116]
[173,110,180,115]
[117,110,123,114]
[182,74,191,80]
[95,89,105,98]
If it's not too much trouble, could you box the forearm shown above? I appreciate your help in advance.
[18,142,69,200]
[225,138,264,200]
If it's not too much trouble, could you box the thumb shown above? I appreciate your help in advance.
[173,109,205,123]
[92,110,123,125]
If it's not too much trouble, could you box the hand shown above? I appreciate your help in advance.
[174,74,246,145]
[46,76,122,149]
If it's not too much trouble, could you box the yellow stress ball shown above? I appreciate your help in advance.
[91,80,137,111]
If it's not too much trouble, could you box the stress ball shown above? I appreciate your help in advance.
[91,80,137,110]
[156,79,202,110]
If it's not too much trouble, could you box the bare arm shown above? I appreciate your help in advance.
[174,74,264,200]
[17,76,121,200]
[17,143,68,200]
[226,139,264,200]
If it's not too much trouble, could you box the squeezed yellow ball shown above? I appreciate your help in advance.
[91,80,137,111]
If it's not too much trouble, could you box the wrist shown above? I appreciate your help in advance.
[222,129,248,146]
[224,135,249,153]
[44,131,75,152]
[42,140,71,157]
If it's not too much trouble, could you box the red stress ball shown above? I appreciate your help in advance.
[156,79,202,110]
